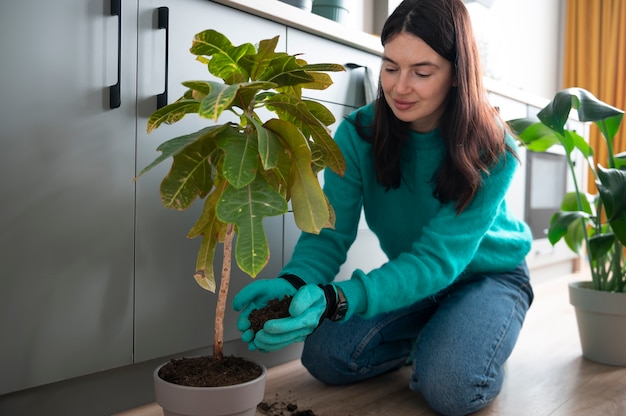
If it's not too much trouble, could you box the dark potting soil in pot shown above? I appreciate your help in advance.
[249,295,293,333]
[158,356,262,387]
[158,296,292,388]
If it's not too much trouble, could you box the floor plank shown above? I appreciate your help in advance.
[116,270,626,416]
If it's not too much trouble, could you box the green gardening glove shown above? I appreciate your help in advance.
[252,284,329,352]
[232,277,298,347]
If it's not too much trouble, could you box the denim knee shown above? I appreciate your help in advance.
[301,333,357,385]
[413,362,503,416]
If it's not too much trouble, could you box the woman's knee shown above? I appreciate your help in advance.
[301,332,358,385]
[413,362,503,416]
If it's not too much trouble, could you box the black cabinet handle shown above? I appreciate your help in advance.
[109,0,121,109]
[156,7,169,109]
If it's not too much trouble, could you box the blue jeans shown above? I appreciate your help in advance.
[301,261,534,416]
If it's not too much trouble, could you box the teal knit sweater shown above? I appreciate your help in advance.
[281,103,532,319]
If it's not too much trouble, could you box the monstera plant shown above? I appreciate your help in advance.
[137,29,345,364]
[508,87,626,293]
[508,88,626,366]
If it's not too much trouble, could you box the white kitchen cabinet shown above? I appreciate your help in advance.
[0,0,138,395]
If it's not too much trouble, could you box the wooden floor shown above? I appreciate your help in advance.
[117,271,626,416]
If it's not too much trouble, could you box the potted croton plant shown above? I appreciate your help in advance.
[508,87,626,366]
[136,29,345,416]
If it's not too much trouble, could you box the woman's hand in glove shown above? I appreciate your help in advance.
[252,284,330,352]
[232,278,298,346]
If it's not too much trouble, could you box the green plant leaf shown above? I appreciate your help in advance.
[588,233,617,260]
[266,118,330,234]
[560,191,594,215]
[138,126,224,177]
[247,116,282,170]
[146,100,201,133]
[190,29,236,58]
[614,151,626,169]
[563,217,586,253]
[216,177,288,277]
[216,130,258,189]
[564,129,594,159]
[597,165,626,245]
[160,132,219,210]
[188,178,227,239]
[194,232,218,292]
[208,48,251,84]
[232,81,277,111]
[267,94,345,175]
[548,211,591,248]
[198,82,238,121]
[190,29,255,84]
[300,63,347,73]
[188,179,229,292]
[538,87,624,141]
[305,99,336,126]
[181,80,213,98]
[296,64,346,90]
[261,54,315,87]
[240,36,280,81]
[198,81,276,120]
[508,118,563,152]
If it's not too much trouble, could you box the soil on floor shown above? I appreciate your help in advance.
[157,355,262,387]
[258,399,318,416]
[249,295,293,333]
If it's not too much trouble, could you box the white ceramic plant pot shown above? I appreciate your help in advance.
[278,0,313,11]
[569,281,626,366]
[153,360,267,416]
[312,0,349,23]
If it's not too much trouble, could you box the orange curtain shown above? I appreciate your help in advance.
[564,0,626,192]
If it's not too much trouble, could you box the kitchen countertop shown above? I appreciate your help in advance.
[211,0,384,55]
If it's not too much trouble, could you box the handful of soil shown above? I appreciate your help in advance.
[248,295,293,333]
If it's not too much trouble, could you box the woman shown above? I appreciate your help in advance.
[233,0,534,414]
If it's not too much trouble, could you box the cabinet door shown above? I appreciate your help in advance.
[286,28,382,108]
[134,0,288,361]
[0,0,137,394]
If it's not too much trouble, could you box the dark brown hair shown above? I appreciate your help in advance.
[357,0,512,213]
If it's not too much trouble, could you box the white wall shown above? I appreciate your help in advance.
[466,0,563,99]
[346,0,563,100]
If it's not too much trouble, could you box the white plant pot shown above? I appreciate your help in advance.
[153,360,267,416]
[312,0,349,23]
[278,0,313,11]
[569,281,626,366]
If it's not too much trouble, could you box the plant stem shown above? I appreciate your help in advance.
[214,223,235,360]
[614,241,624,292]
[565,149,598,286]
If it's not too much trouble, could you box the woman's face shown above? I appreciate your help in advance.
[380,32,455,133]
